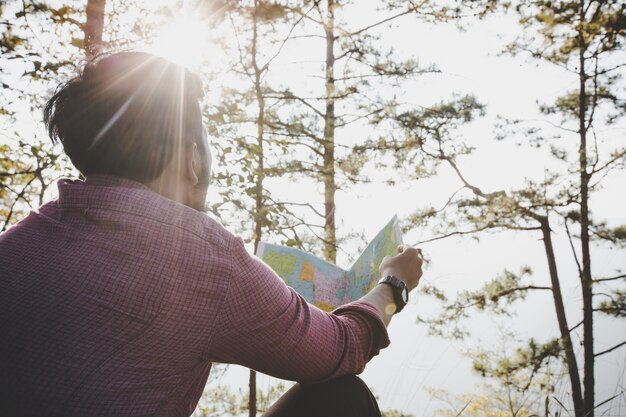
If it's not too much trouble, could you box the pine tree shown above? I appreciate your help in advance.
[84,0,106,56]
[0,1,100,230]
[207,1,314,414]
[375,2,626,416]
[506,3,626,415]
[273,0,459,262]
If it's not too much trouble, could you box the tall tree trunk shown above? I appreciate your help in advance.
[252,3,265,257]
[84,0,106,58]
[322,0,337,263]
[248,369,257,417]
[248,1,265,414]
[540,217,584,417]
[577,3,594,415]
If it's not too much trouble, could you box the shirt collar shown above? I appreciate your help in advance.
[83,174,152,191]
[55,175,211,240]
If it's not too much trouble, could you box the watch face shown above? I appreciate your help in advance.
[401,288,409,303]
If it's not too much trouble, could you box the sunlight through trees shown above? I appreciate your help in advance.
[1,1,624,416]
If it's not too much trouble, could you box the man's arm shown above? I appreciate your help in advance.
[208,236,422,383]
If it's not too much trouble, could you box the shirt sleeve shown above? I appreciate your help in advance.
[209,236,391,383]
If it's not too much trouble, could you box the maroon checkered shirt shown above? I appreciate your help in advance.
[0,175,390,417]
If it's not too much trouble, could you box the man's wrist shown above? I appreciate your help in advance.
[380,270,412,291]
[360,283,396,326]
[377,275,408,313]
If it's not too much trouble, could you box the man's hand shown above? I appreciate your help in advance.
[360,245,424,327]
[379,245,424,292]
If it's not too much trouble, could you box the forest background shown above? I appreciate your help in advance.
[1,0,625,416]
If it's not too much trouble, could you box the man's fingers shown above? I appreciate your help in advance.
[401,246,420,258]
[402,246,424,261]
[397,245,404,253]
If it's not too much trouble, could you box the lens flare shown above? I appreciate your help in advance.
[146,14,220,69]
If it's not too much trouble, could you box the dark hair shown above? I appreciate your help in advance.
[44,51,204,182]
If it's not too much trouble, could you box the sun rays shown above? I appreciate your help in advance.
[145,13,222,69]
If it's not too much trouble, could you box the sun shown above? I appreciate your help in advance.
[145,13,222,69]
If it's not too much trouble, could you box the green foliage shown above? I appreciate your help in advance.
[614,225,626,241]
[359,94,485,183]
[401,2,626,416]
[251,2,287,21]
[508,0,626,132]
[428,384,563,417]
[426,332,565,417]
[471,338,562,388]
[0,0,86,230]
[202,4,320,250]
[381,410,415,417]
[0,28,26,52]
[0,139,71,230]
[596,289,626,318]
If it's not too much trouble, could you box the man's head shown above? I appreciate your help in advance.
[44,51,211,211]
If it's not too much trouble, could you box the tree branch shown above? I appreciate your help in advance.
[495,285,553,297]
[334,108,384,128]
[593,307,626,314]
[594,340,626,357]
[0,170,37,177]
[413,224,542,245]
[590,148,626,176]
[339,2,428,38]
[1,173,38,231]
[260,1,318,73]
[569,319,584,333]
[593,274,626,283]
[271,91,324,117]
[564,217,584,281]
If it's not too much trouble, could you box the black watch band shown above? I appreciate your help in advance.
[377,275,409,313]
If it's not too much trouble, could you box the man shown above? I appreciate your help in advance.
[0,52,424,417]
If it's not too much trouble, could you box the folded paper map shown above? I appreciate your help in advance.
[256,216,403,311]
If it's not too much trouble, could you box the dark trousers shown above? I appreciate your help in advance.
[263,375,382,417]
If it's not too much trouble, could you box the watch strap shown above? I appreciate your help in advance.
[378,275,408,313]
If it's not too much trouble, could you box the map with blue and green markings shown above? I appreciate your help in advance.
[256,216,403,311]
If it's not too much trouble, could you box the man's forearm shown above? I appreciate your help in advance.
[359,283,396,327]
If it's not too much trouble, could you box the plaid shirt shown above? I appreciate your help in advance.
[0,175,390,417]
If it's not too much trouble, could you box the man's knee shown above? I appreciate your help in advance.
[304,374,370,397]
[264,375,381,417]
[298,375,381,417]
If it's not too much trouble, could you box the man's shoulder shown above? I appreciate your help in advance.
[189,212,236,249]
[55,176,238,250]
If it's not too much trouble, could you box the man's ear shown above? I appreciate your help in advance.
[184,142,199,185]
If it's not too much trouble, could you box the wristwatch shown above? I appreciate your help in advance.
[377,275,409,313]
